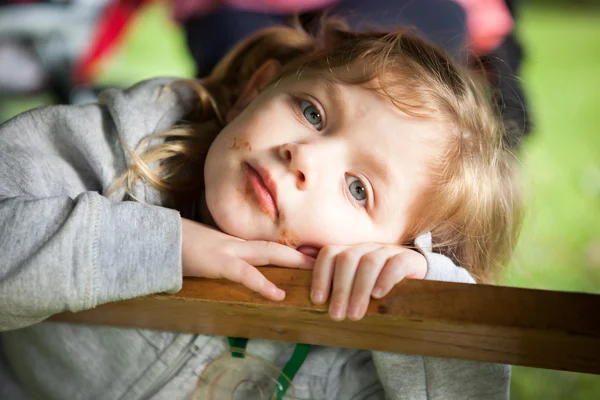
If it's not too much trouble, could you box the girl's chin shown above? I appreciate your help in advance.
[207,196,277,240]
[212,212,264,240]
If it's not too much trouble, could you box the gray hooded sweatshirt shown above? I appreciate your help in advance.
[0,78,510,399]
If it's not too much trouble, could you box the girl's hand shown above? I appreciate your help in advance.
[310,244,427,321]
[181,218,314,301]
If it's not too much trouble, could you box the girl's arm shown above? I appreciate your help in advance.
[0,192,182,331]
[372,251,510,400]
[0,80,191,331]
[322,238,509,398]
[0,79,313,331]
[373,352,510,400]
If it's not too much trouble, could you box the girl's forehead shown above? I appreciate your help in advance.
[279,66,431,114]
[281,65,374,85]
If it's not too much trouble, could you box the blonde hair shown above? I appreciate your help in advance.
[113,20,522,283]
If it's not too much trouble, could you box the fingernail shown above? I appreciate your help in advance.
[272,287,285,300]
[311,290,325,304]
[348,304,362,320]
[329,303,345,320]
[372,287,384,298]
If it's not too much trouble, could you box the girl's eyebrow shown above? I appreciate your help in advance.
[319,74,342,102]
[361,148,406,224]
[360,150,392,188]
[302,70,343,106]
[311,72,346,125]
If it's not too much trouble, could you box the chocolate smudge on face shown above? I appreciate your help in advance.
[230,137,240,150]
[236,182,253,204]
[229,137,252,151]
[277,226,299,248]
[236,163,253,204]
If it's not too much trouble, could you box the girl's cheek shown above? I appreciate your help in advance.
[283,215,333,246]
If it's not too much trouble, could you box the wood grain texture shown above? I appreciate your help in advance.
[51,267,600,374]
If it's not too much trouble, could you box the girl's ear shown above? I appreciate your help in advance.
[227,59,282,122]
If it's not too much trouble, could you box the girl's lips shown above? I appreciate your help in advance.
[246,163,279,219]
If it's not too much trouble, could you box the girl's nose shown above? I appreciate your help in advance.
[279,142,314,190]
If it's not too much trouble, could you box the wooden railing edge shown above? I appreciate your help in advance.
[51,267,600,375]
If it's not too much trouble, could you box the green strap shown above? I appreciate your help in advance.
[227,337,311,400]
[227,337,248,359]
[274,343,311,400]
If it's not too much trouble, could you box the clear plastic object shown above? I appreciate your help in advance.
[191,348,295,400]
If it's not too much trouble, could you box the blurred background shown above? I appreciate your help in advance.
[0,0,599,398]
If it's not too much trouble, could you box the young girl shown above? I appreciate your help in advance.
[0,20,520,400]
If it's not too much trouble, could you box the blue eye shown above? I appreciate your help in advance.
[346,175,368,205]
[299,100,323,131]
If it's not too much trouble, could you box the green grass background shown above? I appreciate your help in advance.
[500,5,600,399]
[3,2,599,398]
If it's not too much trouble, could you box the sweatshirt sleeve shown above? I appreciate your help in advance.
[415,231,476,284]
[370,232,510,399]
[0,79,193,331]
[372,353,510,400]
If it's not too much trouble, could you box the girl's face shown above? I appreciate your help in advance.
[203,61,444,250]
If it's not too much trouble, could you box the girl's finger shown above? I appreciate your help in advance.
[371,252,413,299]
[328,249,365,321]
[297,245,320,258]
[310,245,342,305]
[347,248,398,320]
[220,258,286,301]
[239,240,315,270]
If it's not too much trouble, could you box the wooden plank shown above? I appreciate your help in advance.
[51,267,600,375]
